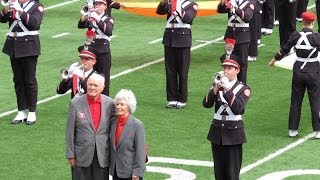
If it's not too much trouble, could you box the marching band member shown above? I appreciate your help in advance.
[56,46,98,99]
[0,0,44,125]
[269,11,320,139]
[78,0,114,96]
[156,0,198,109]
[203,56,251,180]
[217,0,254,84]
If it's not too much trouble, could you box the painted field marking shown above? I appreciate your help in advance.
[44,0,80,11]
[257,169,320,180]
[149,38,163,44]
[52,32,70,38]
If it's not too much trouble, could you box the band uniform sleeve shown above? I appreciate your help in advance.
[78,18,89,29]
[203,88,217,108]
[156,1,169,15]
[235,1,254,23]
[19,4,44,28]
[97,17,114,37]
[108,0,121,10]
[217,1,228,13]
[181,2,197,24]
[223,86,250,114]
[0,8,10,23]
[66,101,76,159]
[56,79,72,95]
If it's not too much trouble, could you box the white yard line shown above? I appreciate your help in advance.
[44,0,80,11]
[148,38,163,44]
[52,32,70,38]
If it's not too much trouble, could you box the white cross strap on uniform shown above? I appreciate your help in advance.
[165,0,191,28]
[295,31,317,69]
[215,84,244,120]
[7,1,39,37]
[95,15,111,41]
[228,1,249,28]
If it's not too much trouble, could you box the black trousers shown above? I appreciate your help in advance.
[274,0,279,21]
[278,1,297,47]
[10,56,38,112]
[233,43,249,84]
[94,52,111,96]
[289,71,320,131]
[296,0,308,18]
[249,11,260,57]
[261,0,274,29]
[211,143,242,180]
[316,0,320,33]
[71,149,109,180]
[164,46,190,103]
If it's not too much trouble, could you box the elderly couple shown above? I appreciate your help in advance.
[65,72,146,180]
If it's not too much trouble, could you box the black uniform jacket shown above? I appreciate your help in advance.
[56,71,95,99]
[217,0,254,44]
[203,81,250,145]
[274,28,320,73]
[156,0,197,48]
[0,1,43,58]
[78,12,114,53]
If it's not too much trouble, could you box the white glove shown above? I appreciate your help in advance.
[72,67,85,80]
[220,75,230,89]
[89,11,100,22]
[69,62,79,72]
[10,2,23,12]
[230,0,238,9]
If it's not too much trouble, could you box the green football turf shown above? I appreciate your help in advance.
[0,0,319,179]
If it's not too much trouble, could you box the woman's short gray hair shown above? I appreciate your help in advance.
[114,89,137,113]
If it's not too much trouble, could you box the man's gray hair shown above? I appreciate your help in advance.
[88,73,105,85]
[114,89,137,113]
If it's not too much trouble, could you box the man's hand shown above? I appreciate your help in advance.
[220,75,230,89]
[268,58,277,66]
[132,175,139,180]
[68,158,77,168]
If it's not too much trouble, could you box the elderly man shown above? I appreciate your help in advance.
[57,46,98,99]
[78,0,115,96]
[0,0,44,125]
[66,73,115,180]
[203,56,251,180]
[269,12,320,139]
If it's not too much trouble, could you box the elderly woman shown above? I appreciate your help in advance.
[110,89,147,180]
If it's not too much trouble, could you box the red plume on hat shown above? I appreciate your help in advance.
[86,29,95,37]
[225,38,236,46]
[302,11,316,22]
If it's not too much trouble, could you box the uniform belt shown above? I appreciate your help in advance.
[165,23,191,29]
[95,34,111,41]
[296,57,318,62]
[8,31,39,37]
[214,114,242,121]
[228,22,249,28]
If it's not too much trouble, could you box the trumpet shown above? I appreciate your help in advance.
[212,71,230,86]
[80,0,94,15]
[60,62,84,79]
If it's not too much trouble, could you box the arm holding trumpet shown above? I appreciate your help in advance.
[57,46,98,99]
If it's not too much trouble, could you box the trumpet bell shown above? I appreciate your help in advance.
[1,0,9,6]
[60,68,70,79]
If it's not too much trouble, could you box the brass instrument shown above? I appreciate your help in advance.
[60,62,84,79]
[80,0,94,15]
[212,71,230,87]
